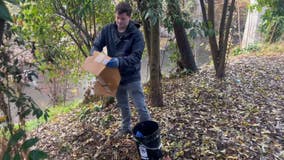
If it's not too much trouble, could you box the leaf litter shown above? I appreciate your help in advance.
[29,53,283,159]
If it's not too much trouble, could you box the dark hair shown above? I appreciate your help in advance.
[115,2,132,16]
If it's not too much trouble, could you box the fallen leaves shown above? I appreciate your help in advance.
[29,53,283,159]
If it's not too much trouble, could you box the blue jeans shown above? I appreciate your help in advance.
[116,81,151,131]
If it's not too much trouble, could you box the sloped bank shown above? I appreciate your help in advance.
[30,50,284,159]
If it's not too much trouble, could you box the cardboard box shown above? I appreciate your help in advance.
[82,51,121,97]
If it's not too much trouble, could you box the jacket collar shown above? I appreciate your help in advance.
[113,21,140,38]
[112,21,141,45]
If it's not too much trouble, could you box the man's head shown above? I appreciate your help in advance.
[115,2,132,32]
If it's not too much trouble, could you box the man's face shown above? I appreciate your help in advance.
[115,12,130,31]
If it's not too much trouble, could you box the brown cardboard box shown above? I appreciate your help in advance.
[82,51,121,97]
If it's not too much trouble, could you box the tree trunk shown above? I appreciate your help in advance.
[143,21,151,60]
[137,1,151,59]
[149,18,163,107]
[142,20,152,81]
[208,1,220,70]
[0,92,8,121]
[168,0,198,72]
[201,0,219,72]
[237,0,242,45]
[148,0,163,107]
[217,0,235,78]
[200,0,235,79]
[0,18,13,132]
[137,0,163,106]
[0,19,5,47]
[0,84,13,134]
[137,0,151,80]
[173,23,198,72]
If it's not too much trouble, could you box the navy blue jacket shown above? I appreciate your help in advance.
[91,21,145,85]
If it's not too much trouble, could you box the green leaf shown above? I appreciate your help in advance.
[8,129,25,146]
[21,137,39,151]
[21,108,32,117]
[3,87,14,98]
[0,72,4,78]
[28,150,48,160]
[13,152,21,160]
[9,97,17,102]
[32,107,43,119]
[144,10,153,20]
[150,17,158,26]
[43,110,49,122]
[3,150,11,160]
[15,95,26,108]
[189,30,197,39]
[0,1,13,22]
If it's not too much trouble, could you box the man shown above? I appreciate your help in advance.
[90,2,151,137]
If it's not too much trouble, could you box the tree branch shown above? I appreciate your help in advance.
[207,1,219,70]
[0,19,5,47]
[219,0,228,49]
[223,0,235,55]
[200,0,208,27]
[61,25,88,57]
[53,1,92,50]
[92,4,97,41]
[218,0,235,73]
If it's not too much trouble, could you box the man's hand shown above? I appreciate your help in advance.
[106,58,119,68]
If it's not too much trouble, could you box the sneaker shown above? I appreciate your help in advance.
[113,129,132,139]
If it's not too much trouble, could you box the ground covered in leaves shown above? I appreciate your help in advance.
[30,49,284,159]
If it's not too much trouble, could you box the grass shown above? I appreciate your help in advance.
[256,41,284,56]
[231,43,261,56]
[0,99,82,137]
[231,41,284,57]
[24,100,81,131]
